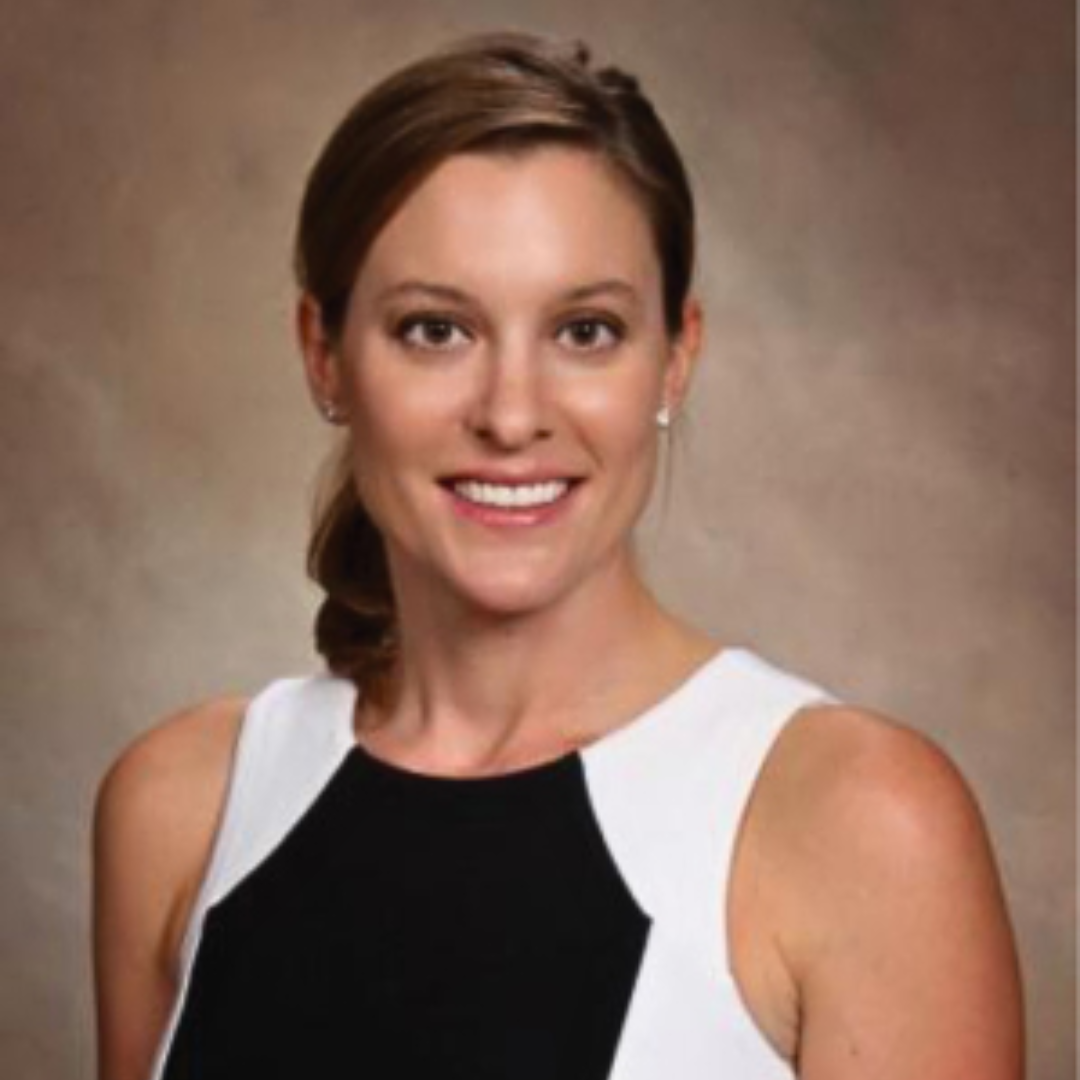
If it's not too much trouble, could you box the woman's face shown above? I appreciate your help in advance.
[301,146,701,618]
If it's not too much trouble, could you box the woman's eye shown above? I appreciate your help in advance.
[559,317,623,351]
[396,316,471,351]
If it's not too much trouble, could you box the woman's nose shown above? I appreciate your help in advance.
[467,346,552,450]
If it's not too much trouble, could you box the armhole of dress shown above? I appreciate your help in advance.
[715,660,842,980]
[175,689,265,966]
[712,656,846,1045]
[147,681,287,1080]
[721,691,838,972]
[706,656,841,1070]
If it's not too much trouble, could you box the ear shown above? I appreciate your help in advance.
[296,292,346,419]
[663,295,704,412]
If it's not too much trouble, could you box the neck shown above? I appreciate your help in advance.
[361,548,719,772]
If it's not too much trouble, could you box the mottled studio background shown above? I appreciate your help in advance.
[0,1,1073,1077]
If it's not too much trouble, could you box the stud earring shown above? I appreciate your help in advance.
[320,400,344,424]
[656,405,672,430]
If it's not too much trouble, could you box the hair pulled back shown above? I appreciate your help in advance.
[295,30,697,706]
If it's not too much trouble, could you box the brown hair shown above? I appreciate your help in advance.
[294,30,697,706]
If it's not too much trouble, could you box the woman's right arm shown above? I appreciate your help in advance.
[92,696,249,1080]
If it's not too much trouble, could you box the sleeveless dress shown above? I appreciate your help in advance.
[149,645,839,1080]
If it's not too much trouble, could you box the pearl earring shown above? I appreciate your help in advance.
[321,400,343,424]
[656,405,672,429]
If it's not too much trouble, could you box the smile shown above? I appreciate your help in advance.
[452,479,571,509]
[440,476,583,528]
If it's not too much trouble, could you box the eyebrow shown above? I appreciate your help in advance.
[374,278,642,306]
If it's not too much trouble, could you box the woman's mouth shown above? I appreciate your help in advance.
[453,478,569,508]
[439,477,583,526]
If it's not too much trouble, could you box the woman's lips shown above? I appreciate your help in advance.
[440,478,583,528]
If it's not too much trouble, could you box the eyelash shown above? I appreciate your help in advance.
[392,313,626,354]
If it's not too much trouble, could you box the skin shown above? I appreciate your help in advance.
[93,146,1024,1079]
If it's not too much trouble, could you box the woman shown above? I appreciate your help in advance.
[93,30,1024,1080]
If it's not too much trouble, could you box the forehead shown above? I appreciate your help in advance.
[354,146,661,302]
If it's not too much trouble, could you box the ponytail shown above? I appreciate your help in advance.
[306,440,397,709]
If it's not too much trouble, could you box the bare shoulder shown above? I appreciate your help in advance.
[760,701,979,819]
[755,703,1023,1076]
[93,694,251,973]
[760,701,995,877]
[95,693,251,860]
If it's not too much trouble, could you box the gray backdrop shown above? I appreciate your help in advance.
[1,1,1073,1077]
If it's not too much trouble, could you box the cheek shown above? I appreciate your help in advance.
[565,366,663,455]
[344,358,459,460]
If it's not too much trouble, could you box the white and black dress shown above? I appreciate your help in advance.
[150,646,837,1079]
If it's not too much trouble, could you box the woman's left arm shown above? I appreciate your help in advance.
[777,707,1025,1079]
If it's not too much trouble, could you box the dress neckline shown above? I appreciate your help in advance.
[332,644,748,788]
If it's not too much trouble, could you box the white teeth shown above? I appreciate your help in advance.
[453,479,571,509]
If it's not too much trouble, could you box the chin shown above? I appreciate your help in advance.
[449,563,583,619]
[456,581,566,619]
